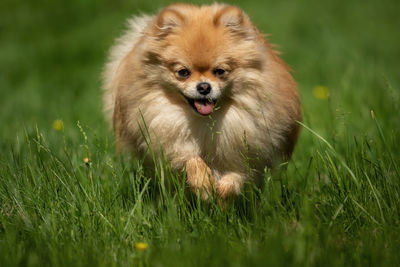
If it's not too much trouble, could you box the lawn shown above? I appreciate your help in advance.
[1,0,400,266]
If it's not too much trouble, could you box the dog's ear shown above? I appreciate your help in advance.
[155,8,185,34]
[214,6,244,27]
[214,6,255,38]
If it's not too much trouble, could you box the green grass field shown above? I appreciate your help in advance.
[1,0,400,266]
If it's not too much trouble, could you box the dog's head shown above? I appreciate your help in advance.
[141,3,266,116]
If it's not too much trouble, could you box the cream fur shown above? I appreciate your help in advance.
[102,3,302,199]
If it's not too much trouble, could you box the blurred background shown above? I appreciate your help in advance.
[1,0,399,150]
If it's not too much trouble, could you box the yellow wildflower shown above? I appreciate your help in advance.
[52,120,64,131]
[313,85,330,100]
[134,242,148,251]
[83,157,91,166]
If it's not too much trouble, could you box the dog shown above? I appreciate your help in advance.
[102,3,302,200]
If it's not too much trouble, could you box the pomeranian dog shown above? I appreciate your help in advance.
[103,3,302,200]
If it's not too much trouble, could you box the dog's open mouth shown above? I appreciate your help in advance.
[185,97,217,116]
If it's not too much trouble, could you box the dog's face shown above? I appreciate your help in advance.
[160,25,233,116]
[142,4,266,116]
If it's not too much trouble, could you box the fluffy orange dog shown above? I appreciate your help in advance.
[103,3,302,200]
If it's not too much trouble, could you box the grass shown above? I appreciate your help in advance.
[1,0,400,266]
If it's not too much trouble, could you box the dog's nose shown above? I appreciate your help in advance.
[196,82,211,95]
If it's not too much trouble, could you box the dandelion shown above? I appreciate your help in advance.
[313,85,330,100]
[83,157,91,166]
[52,119,64,131]
[134,242,148,251]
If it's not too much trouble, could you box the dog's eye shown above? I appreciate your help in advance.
[177,68,191,79]
[213,68,226,77]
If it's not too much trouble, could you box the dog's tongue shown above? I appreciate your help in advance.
[194,100,214,116]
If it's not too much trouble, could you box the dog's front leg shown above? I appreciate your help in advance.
[216,172,244,199]
[185,157,215,200]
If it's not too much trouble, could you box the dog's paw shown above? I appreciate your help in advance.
[216,173,243,199]
[185,157,215,200]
